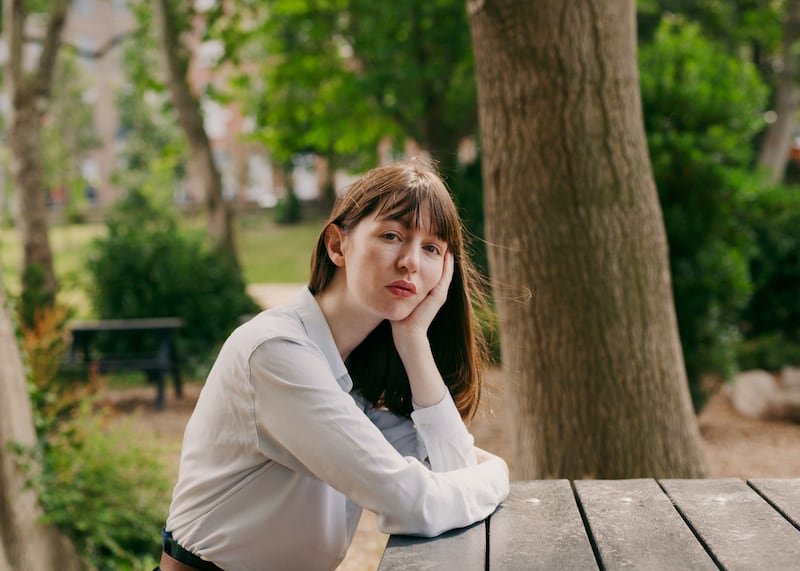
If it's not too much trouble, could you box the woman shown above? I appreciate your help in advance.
[158,161,509,571]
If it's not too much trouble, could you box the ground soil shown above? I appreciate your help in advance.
[104,366,800,571]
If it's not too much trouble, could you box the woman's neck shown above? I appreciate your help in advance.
[314,277,382,361]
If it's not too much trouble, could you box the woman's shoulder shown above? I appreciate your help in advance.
[230,304,309,350]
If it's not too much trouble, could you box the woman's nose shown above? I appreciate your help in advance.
[398,246,420,273]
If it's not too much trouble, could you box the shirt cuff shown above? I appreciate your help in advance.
[410,391,464,435]
[410,391,476,471]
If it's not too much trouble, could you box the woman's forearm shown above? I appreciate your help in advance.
[394,334,447,408]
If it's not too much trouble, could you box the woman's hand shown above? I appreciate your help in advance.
[390,252,454,347]
[389,253,454,408]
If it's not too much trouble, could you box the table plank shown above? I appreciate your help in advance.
[489,479,597,570]
[661,478,800,570]
[748,478,800,530]
[377,520,485,571]
[574,479,717,570]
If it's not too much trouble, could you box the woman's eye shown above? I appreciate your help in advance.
[382,232,400,241]
[423,244,441,255]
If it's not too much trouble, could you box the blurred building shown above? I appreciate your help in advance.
[3,1,341,217]
[65,0,134,208]
[68,0,327,210]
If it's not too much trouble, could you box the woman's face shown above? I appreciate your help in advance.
[338,209,449,322]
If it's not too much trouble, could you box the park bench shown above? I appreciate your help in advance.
[378,478,800,570]
[63,317,184,409]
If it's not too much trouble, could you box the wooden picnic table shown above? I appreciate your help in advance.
[378,478,800,570]
[65,317,184,409]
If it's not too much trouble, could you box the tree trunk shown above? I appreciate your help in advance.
[152,0,239,270]
[0,287,82,571]
[3,0,72,302]
[468,0,706,479]
[8,92,57,296]
[757,0,800,183]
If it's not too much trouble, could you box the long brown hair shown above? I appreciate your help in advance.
[309,161,490,421]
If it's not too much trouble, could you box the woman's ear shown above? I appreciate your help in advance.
[324,224,346,267]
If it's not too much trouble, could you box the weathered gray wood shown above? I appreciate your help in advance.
[661,478,800,570]
[748,478,800,530]
[377,520,485,570]
[574,479,717,570]
[490,479,597,570]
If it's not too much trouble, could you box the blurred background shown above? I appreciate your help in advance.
[0,1,798,570]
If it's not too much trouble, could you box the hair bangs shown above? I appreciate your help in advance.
[372,183,460,248]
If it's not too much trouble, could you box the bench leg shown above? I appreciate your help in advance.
[147,370,166,410]
[172,364,183,400]
[170,339,182,399]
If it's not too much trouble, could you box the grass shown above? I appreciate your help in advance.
[1,222,106,317]
[0,210,325,319]
[237,210,323,284]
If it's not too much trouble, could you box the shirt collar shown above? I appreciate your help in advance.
[291,287,351,391]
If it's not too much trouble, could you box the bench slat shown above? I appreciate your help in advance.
[69,317,184,331]
[490,479,597,570]
[63,318,183,409]
[377,520,485,571]
[575,479,717,570]
[97,358,171,371]
[661,478,800,570]
[748,478,800,531]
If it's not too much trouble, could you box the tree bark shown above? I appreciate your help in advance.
[152,0,239,269]
[3,0,71,300]
[757,0,800,183]
[0,287,82,570]
[468,0,706,479]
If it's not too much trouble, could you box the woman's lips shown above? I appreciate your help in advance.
[387,281,416,297]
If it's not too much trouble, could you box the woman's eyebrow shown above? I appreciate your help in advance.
[375,215,445,240]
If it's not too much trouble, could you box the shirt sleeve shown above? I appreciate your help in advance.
[363,392,476,472]
[360,401,423,461]
[250,337,509,538]
[411,393,478,472]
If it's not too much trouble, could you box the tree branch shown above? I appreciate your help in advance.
[26,30,133,60]
[3,0,26,86]
[34,0,70,98]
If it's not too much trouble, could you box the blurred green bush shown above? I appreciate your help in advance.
[86,189,260,374]
[736,181,800,372]
[14,303,170,571]
[640,17,768,407]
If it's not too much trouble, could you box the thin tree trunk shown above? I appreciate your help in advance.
[757,0,800,183]
[0,287,82,571]
[3,0,71,301]
[152,0,239,269]
[8,96,56,295]
[468,0,706,479]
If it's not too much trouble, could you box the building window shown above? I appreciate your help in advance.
[76,35,96,69]
[72,0,93,16]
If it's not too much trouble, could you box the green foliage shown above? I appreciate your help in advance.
[113,3,186,207]
[638,0,783,56]
[86,190,260,370]
[41,52,100,223]
[221,0,475,166]
[223,0,394,170]
[19,263,56,330]
[11,293,170,571]
[737,182,800,370]
[27,403,170,571]
[640,18,769,406]
[19,304,85,436]
[112,85,186,208]
[272,186,303,225]
[450,156,488,274]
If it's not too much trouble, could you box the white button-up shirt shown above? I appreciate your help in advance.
[165,287,509,571]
